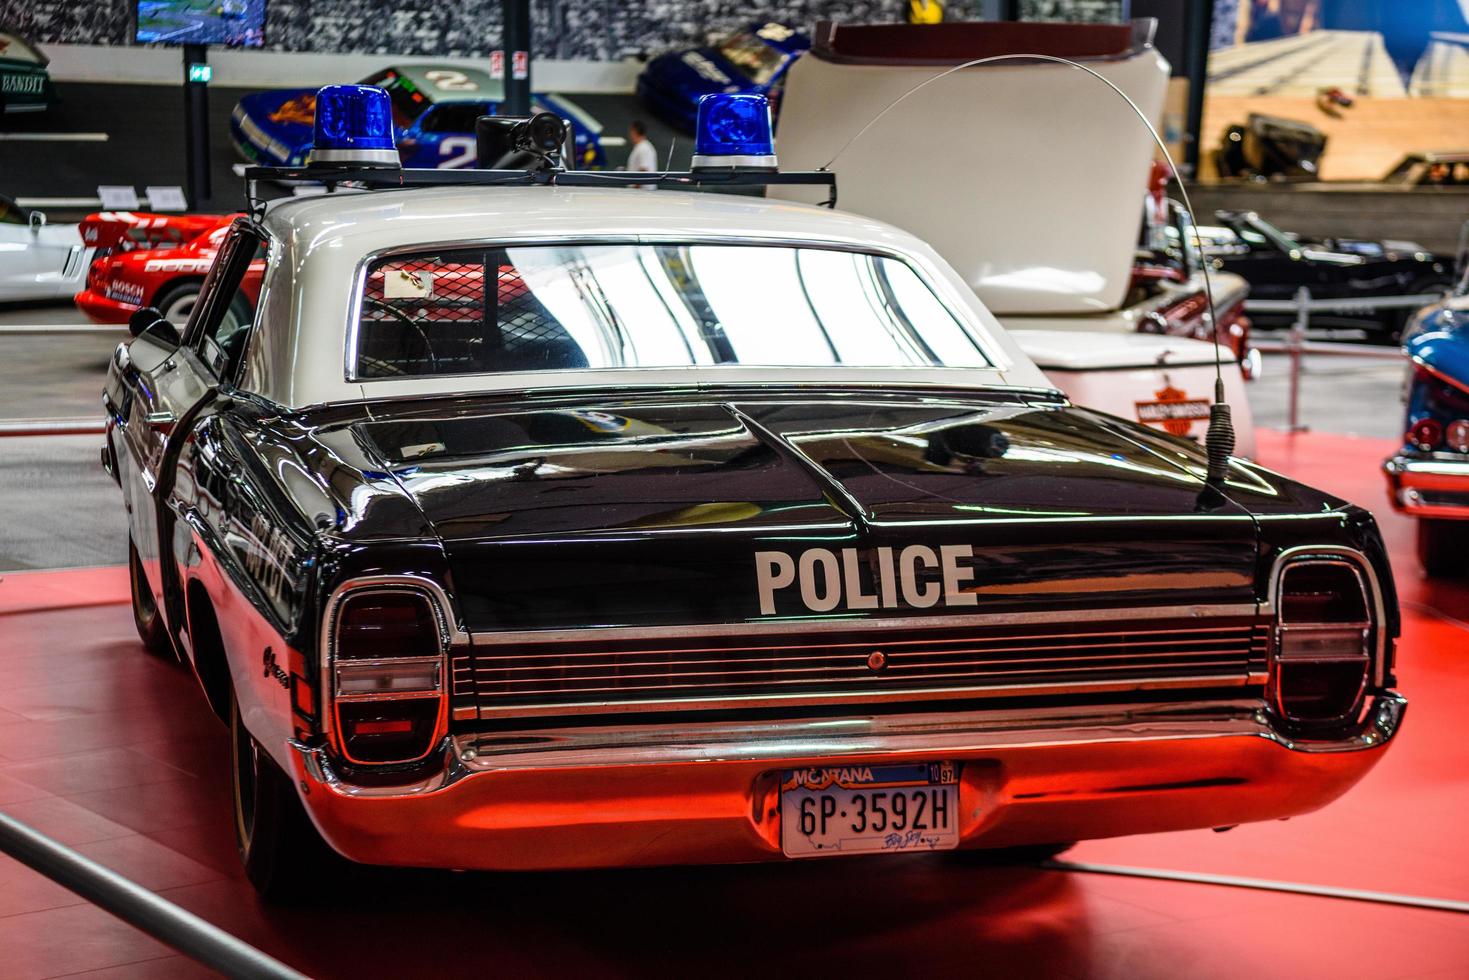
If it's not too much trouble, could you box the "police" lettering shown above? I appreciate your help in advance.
[756,545,977,615]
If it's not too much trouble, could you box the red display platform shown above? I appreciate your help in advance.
[1,429,1466,979]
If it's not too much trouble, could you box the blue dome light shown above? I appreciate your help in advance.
[692,93,777,171]
[309,84,400,168]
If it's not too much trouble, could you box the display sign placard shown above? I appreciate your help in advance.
[145,186,189,211]
[97,185,141,210]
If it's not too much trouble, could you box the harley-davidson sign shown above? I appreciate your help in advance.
[1136,384,1210,436]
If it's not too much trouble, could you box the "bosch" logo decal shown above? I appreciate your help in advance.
[106,280,145,305]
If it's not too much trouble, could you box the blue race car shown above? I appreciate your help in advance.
[636,22,810,134]
[231,64,606,169]
[1384,281,1469,575]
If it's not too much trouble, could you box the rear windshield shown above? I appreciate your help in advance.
[353,243,988,379]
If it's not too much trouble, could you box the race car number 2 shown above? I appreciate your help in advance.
[439,136,477,169]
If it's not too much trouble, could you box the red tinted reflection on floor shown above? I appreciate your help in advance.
[0,429,1466,979]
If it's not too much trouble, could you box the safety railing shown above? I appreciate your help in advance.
[0,323,127,335]
[0,322,123,436]
[1245,287,1428,432]
[0,418,108,437]
[0,810,309,979]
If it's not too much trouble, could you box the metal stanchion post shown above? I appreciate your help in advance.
[182,44,211,208]
[0,812,307,979]
[501,0,532,117]
[1288,286,1310,433]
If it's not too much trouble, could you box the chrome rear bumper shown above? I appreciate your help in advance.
[287,694,1405,871]
[1384,455,1469,518]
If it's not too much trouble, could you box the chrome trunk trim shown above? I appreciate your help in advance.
[457,606,1270,720]
[466,602,1263,646]
[464,673,1258,720]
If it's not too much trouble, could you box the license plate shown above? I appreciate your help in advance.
[780,762,960,858]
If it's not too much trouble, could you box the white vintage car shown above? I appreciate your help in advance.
[0,193,92,303]
[773,19,1259,455]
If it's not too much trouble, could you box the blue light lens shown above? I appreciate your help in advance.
[312,84,396,152]
[694,93,775,158]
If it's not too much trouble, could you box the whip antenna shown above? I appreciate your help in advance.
[823,52,1234,492]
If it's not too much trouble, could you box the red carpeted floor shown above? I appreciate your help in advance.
[0,429,1466,979]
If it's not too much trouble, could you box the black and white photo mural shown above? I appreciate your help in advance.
[3,1,1001,60]
[1019,0,1123,24]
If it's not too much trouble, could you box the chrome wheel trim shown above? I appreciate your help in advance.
[162,290,199,325]
[231,701,259,852]
[128,543,154,619]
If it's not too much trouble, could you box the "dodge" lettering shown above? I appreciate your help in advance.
[755,545,977,615]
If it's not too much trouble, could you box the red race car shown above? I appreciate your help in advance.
[75,211,258,324]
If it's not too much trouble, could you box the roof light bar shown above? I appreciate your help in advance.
[309,84,400,169]
[691,93,777,171]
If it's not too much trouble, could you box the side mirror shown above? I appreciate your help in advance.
[28,210,46,230]
[128,306,181,347]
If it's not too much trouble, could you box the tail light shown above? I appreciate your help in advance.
[1269,557,1374,727]
[327,586,448,765]
[86,255,110,291]
[1447,419,1469,453]
[1408,418,1443,452]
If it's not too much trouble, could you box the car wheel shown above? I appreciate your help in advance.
[1417,518,1469,577]
[231,689,335,902]
[154,282,202,327]
[128,537,171,657]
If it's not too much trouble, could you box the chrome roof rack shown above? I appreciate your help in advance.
[243,165,837,217]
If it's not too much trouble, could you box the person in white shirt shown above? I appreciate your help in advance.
[625,120,658,188]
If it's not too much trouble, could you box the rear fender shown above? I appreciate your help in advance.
[1405,309,1469,394]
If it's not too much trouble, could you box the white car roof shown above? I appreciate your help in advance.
[243,185,1051,409]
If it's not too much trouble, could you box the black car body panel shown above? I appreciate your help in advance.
[177,384,1394,650]
[1212,209,1448,333]
[302,389,1268,632]
[146,377,1392,636]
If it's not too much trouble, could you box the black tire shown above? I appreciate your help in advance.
[128,538,171,657]
[948,841,1077,866]
[1418,518,1469,578]
[231,690,334,901]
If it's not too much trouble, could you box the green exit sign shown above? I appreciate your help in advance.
[188,64,212,84]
